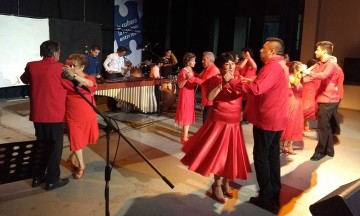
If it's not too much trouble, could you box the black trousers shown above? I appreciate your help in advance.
[315,102,339,156]
[330,100,341,135]
[253,126,282,204]
[33,122,64,184]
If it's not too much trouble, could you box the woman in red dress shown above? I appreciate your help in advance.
[280,61,305,154]
[302,58,319,131]
[237,48,257,124]
[175,52,203,143]
[63,53,99,179]
[181,53,251,203]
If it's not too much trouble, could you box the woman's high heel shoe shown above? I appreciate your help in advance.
[180,132,189,144]
[66,158,78,172]
[281,144,295,155]
[221,185,234,198]
[304,126,312,132]
[206,184,226,203]
[73,167,85,180]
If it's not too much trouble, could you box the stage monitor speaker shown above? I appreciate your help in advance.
[309,179,360,216]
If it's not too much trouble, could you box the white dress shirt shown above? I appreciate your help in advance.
[103,53,126,73]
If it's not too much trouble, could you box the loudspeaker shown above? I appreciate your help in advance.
[310,179,360,216]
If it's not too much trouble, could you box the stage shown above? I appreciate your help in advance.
[0,97,359,216]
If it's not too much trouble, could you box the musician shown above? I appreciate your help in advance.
[103,46,131,79]
[85,44,101,78]
[149,57,164,79]
[160,49,178,78]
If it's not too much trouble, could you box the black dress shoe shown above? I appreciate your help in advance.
[249,196,279,213]
[310,153,325,161]
[46,178,69,191]
[32,176,46,187]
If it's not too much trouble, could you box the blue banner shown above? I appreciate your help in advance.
[114,0,143,67]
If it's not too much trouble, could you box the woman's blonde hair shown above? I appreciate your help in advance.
[68,53,87,67]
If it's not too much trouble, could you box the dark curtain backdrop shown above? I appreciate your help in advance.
[49,19,102,63]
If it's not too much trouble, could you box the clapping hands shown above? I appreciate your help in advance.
[223,71,234,82]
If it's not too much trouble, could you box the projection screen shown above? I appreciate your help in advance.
[0,15,49,88]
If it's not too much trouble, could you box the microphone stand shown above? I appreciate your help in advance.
[71,85,174,216]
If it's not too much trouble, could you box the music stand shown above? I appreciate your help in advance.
[71,84,174,216]
[0,140,46,185]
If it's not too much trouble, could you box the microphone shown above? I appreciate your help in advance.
[142,43,150,51]
[61,71,90,92]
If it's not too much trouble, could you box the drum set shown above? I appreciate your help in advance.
[129,60,179,110]
[161,75,178,111]
[126,59,153,78]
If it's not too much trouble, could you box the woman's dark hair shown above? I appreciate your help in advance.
[182,52,196,66]
[40,40,60,57]
[228,51,238,59]
[241,47,254,57]
[214,52,235,69]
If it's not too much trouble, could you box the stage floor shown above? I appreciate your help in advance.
[0,97,359,216]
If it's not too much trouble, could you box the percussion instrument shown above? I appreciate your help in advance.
[161,80,177,110]
[95,78,172,113]
[130,67,143,78]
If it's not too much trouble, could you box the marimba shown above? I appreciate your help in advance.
[95,77,174,113]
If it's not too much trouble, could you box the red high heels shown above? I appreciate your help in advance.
[180,132,189,144]
[66,158,78,172]
[73,167,86,180]
[206,183,226,203]
[221,185,234,198]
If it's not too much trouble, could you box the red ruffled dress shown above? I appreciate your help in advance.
[281,85,304,141]
[65,75,99,151]
[302,76,320,120]
[175,68,203,126]
[181,76,251,180]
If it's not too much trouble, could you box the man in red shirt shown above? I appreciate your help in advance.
[328,56,344,136]
[307,41,340,161]
[198,51,220,123]
[224,37,289,213]
[20,40,69,191]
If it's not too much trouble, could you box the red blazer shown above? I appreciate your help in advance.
[21,57,67,122]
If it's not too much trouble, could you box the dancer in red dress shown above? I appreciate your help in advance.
[280,61,305,154]
[237,48,257,124]
[175,52,203,143]
[181,53,251,203]
[63,53,99,179]
[302,59,319,131]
